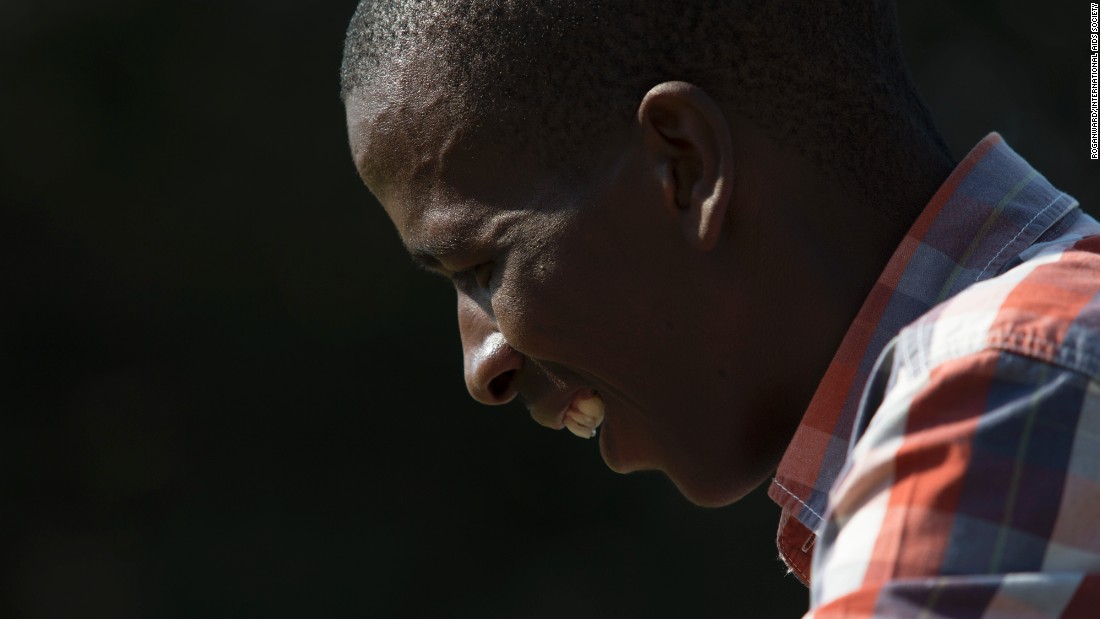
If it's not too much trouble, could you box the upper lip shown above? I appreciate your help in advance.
[513,359,598,430]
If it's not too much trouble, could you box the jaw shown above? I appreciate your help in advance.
[595,403,775,508]
[660,437,782,508]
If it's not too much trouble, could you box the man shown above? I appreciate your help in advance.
[341,1,1100,616]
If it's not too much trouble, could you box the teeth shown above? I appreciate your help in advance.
[575,394,605,427]
[563,393,605,439]
[564,413,594,439]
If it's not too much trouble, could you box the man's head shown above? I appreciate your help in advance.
[343,0,953,506]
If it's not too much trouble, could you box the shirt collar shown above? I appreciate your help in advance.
[767,132,1080,531]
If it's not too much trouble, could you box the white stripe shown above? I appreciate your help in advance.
[920,251,1063,375]
[983,572,1082,617]
[812,367,931,608]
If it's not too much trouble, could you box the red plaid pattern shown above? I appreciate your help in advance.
[767,133,1100,616]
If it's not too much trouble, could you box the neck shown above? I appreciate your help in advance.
[806,130,956,324]
[727,115,956,430]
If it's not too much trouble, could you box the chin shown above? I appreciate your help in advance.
[599,420,768,506]
[668,475,754,508]
[663,455,775,508]
[603,444,760,507]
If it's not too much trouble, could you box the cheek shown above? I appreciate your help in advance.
[494,224,661,370]
[491,257,578,360]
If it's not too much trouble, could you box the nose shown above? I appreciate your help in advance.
[458,293,523,404]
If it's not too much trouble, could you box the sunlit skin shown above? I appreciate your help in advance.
[346,62,951,507]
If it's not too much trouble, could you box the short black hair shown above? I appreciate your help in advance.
[341,0,949,209]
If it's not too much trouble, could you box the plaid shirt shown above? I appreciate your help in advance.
[766,133,1100,617]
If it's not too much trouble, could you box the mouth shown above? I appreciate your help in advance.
[560,389,606,439]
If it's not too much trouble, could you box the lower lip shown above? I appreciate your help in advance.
[597,414,656,475]
[597,416,630,474]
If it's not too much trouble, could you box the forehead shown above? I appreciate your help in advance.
[345,79,567,259]
[349,66,580,188]
[346,72,466,192]
[346,76,470,232]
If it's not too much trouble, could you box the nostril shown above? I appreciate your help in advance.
[488,369,517,401]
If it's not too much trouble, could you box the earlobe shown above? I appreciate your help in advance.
[637,81,734,251]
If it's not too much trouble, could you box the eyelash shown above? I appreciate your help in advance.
[455,262,494,290]
[473,262,494,289]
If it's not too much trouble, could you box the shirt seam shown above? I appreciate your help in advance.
[772,478,825,522]
[987,332,1100,380]
[900,329,1100,383]
[975,191,1066,281]
[784,551,811,585]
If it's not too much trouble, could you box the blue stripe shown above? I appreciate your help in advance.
[943,354,1086,575]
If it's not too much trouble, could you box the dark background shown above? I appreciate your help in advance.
[2,2,1096,617]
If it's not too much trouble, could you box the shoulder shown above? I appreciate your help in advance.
[809,236,1100,616]
[848,232,1100,456]
[893,233,1100,384]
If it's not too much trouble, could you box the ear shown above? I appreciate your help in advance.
[637,81,734,251]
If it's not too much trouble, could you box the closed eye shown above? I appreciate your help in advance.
[454,262,494,291]
[409,251,447,277]
[408,249,494,291]
[474,262,494,289]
